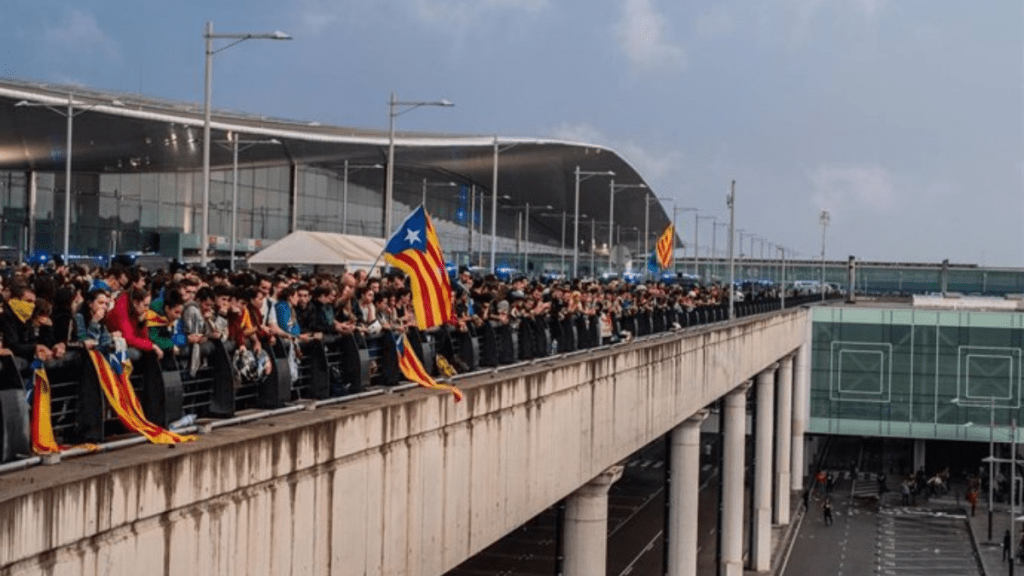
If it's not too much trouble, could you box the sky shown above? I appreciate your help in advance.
[1,0,1021,266]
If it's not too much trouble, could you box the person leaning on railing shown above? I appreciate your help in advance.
[107,286,162,363]
[75,289,115,354]
[1,281,69,375]
[148,288,189,370]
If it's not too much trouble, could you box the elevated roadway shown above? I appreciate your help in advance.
[0,307,810,576]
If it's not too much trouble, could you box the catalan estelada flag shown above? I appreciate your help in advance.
[30,362,98,454]
[395,334,463,403]
[85,349,196,444]
[655,224,674,271]
[384,205,454,329]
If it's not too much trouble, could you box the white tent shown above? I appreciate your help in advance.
[247,230,386,272]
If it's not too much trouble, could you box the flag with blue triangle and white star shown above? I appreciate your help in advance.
[384,205,454,329]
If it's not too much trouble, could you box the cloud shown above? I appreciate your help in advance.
[696,8,735,38]
[42,9,120,63]
[754,0,888,44]
[809,163,897,213]
[550,122,684,183]
[411,0,551,31]
[614,0,686,71]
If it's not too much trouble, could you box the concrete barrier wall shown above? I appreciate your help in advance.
[0,308,808,576]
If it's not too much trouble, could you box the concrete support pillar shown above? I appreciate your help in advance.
[791,340,810,492]
[667,410,709,576]
[913,439,926,474]
[752,365,777,572]
[721,382,750,576]
[563,465,624,576]
[775,354,795,525]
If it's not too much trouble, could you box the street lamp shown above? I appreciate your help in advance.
[491,138,524,271]
[385,93,454,239]
[201,21,292,267]
[695,214,715,281]
[573,167,615,279]
[955,397,999,541]
[421,179,458,211]
[727,181,736,320]
[340,161,384,235]
[984,430,1019,576]
[609,180,647,272]
[14,94,122,264]
[712,220,728,280]
[819,209,830,300]
[778,245,786,308]
[503,203,551,274]
[216,134,281,270]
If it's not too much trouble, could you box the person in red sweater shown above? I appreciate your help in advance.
[105,287,163,362]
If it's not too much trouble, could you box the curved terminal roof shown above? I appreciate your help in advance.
[0,78,674,244]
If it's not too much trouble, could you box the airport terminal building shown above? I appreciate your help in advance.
[0,77,670,272]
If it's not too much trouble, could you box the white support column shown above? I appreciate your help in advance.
[775,354,795,525]
[791,341,810,492]
[722,382,750,576]
[913,439,926,474]
[752,365,777,572]
[563,465,624,576]
[667,410,709,576]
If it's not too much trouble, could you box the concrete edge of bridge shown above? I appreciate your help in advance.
[965,505,992,576]
[768,497,807,576]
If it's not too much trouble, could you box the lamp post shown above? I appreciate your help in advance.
[727,181,736,320]
[504,203,551,274]
[385,94,453,240]
[201,21,291,267]
[713,220,728,280]
[608,180,647,272]
[956,397,999,541]
[420,179,458,211]
[14,94,122,265]
[778,245,786,308]
[695,214,715,282]
[984,429,1019,576]
[490,138,523,271]
[819,209,830,299]
[573,167,615,279]
[341,161,383,235]
[216,134,281,271]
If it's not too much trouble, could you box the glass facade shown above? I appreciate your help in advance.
[0,164,394,260]
[809,306,1024,442]
[678,261,1024,296]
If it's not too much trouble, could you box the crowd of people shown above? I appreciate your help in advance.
[0,259,788,448]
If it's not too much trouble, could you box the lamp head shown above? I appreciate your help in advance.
[271,31,292,40]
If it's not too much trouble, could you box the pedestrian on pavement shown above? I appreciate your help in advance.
[802,489,810,511]
[822,497,834,526]
[1004,529,1011,562]
[826,471,836,494]
[901,480,911,506]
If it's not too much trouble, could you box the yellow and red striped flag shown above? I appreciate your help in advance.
[30,364,98,454]
[655,224,674,271]
[384,206,454,329]
[395,334,463,403]
[85,349,196,444]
